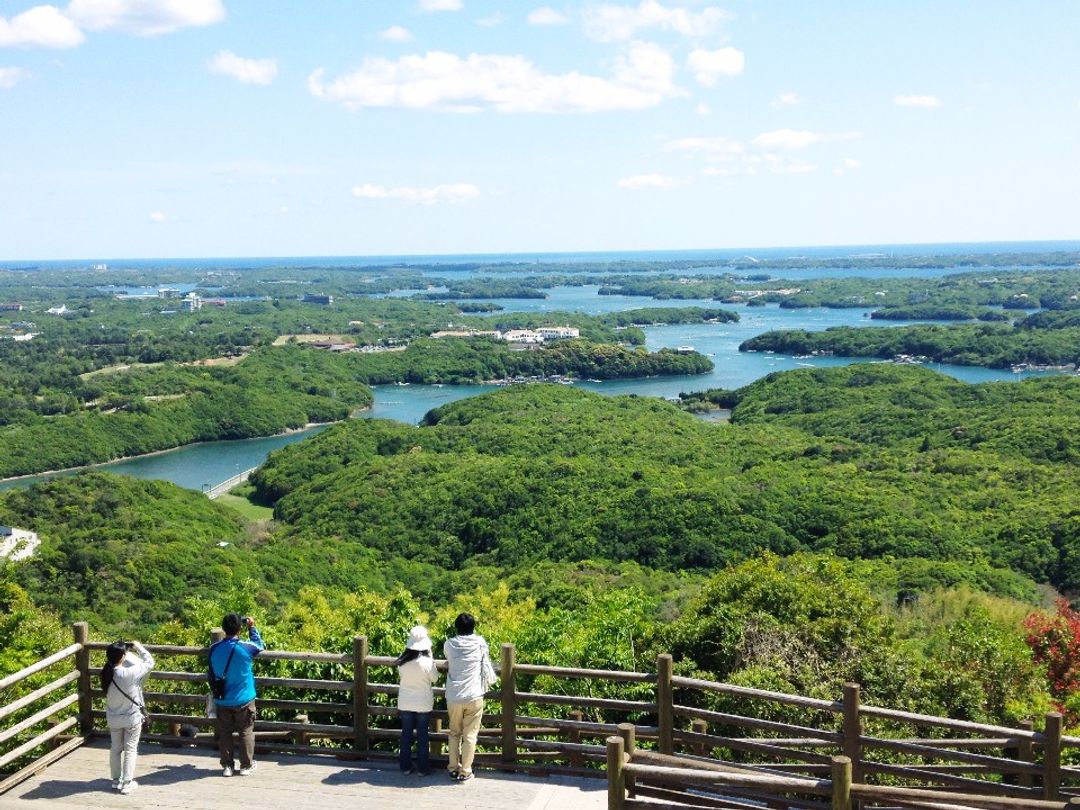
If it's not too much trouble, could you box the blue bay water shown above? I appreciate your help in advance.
[1,245,1073,493]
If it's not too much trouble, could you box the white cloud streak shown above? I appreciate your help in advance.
[208,50,278,85]
[474,12,506,27]
[686,46,743,85]
[309,42,678,113]
[771,91,800,107]
[379,25,413,43]
[616,173,684,190]
[528,7,568,25]
[894,94,941,108]
[67,0,225,36]
[148,211,166,223]
[419,0,462,11]
[0,66,30,88]
[352,183,480,205]
[0,6,84,48]
[583,0,730,42]
[668,130,859,177]
[751,128,860,150]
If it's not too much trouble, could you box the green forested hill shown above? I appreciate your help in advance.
[0,473,251,628]
[250,371,1078,593]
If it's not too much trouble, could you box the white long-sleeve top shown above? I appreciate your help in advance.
[105,644,154,730]
[397,654,438,713]
[443,634,497,705]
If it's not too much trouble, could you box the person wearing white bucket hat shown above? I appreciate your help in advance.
[395,625,439,776]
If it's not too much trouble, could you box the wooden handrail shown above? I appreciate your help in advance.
[6,626,1080,805]
[0,643,81,691]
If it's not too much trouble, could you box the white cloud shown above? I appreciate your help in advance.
[148,211,166,223]
[309,42,678,114]
[771,91,800,107]
[894,94,940,108]
[474,12,506,27]
[67,0,225,36]
[843,158,861,170]
[379,25,413,43]
[696,102,710,116]
[208,51,277,85]
[665,136,744,158]
[0,67,30,88]
[617,173,684,190]
[747,153,816,174]
[528,7,568,25]
[420,0,462,11]
[686,47,743,86]
[668,133,837,177]
[0,6,84,48]
[278,205,289,214]
[352,183,480,205]
[751,128,859,150]
[583,0,730,43]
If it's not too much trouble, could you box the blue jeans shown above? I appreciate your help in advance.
[399,711,430,774]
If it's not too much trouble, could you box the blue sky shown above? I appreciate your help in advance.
[1,0,1078,259]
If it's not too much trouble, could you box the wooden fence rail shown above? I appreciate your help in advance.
[2,621,1080,806]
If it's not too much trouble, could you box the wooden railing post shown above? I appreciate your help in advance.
[1044,711,1063,800]
[691,718,708,756]
[71,622,91,734]
[568,710,583,768]
[618,722,636,798]
[353,635,368,753]
[501,642,516,765]
[842,682,862,804]
[429,716,442,759]
[656,653,674,755]
[607,735,626,810]
[831,755,852,810]
[292,713,310,746]
[1016,719,1034,789]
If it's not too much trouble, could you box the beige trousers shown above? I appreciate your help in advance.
[446,698,485,775]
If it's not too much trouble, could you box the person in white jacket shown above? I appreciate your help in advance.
[442,613,496,782]
[396,625,439,776]
[101,640,154,795]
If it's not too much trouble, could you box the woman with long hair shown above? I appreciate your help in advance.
[395,625,438,776]
[101,640,154,794]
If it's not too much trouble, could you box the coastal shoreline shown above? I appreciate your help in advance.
[0,420,343,486]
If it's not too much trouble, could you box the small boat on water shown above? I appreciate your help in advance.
[676,345,695,353]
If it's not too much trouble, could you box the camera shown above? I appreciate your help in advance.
[241,616,252,629]
[124,641,135,650]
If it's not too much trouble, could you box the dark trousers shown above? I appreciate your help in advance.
[216,700,256,769]
[399,711,431,774]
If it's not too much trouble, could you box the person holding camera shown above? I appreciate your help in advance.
[209,613,264,777]
[101,640,154,794]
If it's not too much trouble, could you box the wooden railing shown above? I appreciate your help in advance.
[3,622,1080,808]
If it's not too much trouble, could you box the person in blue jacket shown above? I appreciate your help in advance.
[209,613,264,777]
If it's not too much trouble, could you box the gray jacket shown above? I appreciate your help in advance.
[442,634,496,704]
[105,644,154,730]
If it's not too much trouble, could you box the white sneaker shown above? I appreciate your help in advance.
[119,780,138,795]
[222,766,234,777]
[238,762,257,776]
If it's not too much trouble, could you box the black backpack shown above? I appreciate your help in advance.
[208,641,238,701]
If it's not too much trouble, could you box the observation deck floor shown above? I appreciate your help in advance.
[3,739,612,809]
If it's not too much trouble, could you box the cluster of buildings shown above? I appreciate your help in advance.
[430,325,580,344]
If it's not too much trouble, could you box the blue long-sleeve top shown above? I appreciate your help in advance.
[209,627,264,707]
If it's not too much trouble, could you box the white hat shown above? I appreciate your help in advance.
[406,625,432,652]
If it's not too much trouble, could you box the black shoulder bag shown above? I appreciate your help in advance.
[110,679,151,733]
[208,641,238,701]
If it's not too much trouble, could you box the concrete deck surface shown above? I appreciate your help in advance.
[2,740,612,809]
